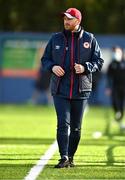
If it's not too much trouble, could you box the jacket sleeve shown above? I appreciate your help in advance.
[41,37,55,72]
[84,36,104,74]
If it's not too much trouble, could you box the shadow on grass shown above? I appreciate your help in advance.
[0,137,55,145]
[43,164,125,180]
[0,164,33,179]
[46,163,125,168]
[79,111,125,167]
[0,164,33,168]
[80,138,125,146]
[103,111,125,166]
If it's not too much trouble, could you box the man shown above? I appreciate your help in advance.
[41,8,104,168]
[29,66,51,105]
[106,46,125,130]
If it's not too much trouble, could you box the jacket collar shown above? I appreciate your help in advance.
[63,26,84,38]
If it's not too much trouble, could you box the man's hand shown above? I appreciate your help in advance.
[74,63,85,74]
[52,65,65,77]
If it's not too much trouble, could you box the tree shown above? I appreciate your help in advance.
[0,0,125,34]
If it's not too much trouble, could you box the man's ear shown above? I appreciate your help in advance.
[75,19,80,26]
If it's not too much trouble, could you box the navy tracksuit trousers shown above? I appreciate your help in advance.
[53,96,87,157]
[112,88,125,121]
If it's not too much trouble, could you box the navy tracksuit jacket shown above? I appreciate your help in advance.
[41,27,104,157]
[41,27,103,99]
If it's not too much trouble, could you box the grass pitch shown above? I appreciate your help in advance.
[0,105,125,179]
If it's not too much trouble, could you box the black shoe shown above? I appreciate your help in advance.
[69,157,75,167]
[54,157,69,168]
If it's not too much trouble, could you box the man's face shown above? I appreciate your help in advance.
[113,48,123,61]
[63,16,80,31]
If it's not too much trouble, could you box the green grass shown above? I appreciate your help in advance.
[0,105,56,179]
[0,105,125,179]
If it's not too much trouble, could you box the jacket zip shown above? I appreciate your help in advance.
[69,32,74,99]
[55,35,67,93]
[77,37,81,93]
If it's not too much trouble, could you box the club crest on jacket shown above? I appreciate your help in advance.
[83,42,90,48]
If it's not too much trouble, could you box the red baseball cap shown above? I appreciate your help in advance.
[62,8,82,22]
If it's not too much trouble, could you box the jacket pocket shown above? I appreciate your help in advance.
[79,73,92,92]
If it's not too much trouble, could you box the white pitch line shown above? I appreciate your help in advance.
[24,140,58,180]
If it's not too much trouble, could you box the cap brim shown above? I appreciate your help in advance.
[62,12,75,19]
